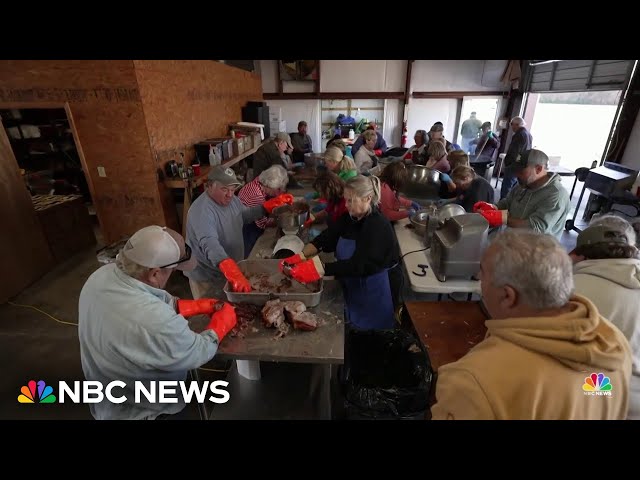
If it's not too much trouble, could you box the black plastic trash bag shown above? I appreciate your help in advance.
[341,328,433,419]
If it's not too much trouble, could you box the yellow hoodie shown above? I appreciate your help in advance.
[431,295,632,420]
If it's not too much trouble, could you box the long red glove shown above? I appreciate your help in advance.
[263,193,294,214]
[473,201,498,213]
[288,257,324,283]
[177,298,220,317]
[302,213,316,229]
[219,258,251,292]
[278,252,306,272]
[205,302,237,342]
[478,209,508,228]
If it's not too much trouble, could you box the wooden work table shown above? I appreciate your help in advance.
[404,301,488,371]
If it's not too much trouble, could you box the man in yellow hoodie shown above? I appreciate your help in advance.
[431,230,632,420]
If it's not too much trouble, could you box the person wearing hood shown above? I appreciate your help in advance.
[431,230,632,420]
[570,217,640,420]
[279,175,402,330]
[473,149,571,238]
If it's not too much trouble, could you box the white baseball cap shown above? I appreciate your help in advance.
[121,226,196,271]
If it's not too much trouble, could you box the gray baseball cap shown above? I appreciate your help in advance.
[513,149,549,171]
[576,224,631,249]
[207,165,242,186]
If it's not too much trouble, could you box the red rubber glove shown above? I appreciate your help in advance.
[473,201,498,213]
[219,258,251,292]
[288,257,325,283]
[177,298,220,318]
[302,213,316,229]
[205,302,237,342]
[403,151,413,160]
[278,252,306,272]
[374,149,383,156]
[478,209,508,228]
[263,193,294,214]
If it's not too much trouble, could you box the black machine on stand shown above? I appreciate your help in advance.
[565,162,640,233]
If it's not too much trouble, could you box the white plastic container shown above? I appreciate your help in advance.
[348,129,355,140]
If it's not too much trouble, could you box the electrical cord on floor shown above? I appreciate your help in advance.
[7,301,78,326]
[7,301,230,374]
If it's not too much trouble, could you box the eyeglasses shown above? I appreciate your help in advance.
[158,244,191,269]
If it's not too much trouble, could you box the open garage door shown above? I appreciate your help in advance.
[526,60,634,93]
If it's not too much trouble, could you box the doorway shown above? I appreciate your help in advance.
[457,96,503,153]
[0,107,98,263]
[524,90,621,171]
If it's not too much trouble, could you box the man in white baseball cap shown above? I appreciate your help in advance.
[78,225,237,420]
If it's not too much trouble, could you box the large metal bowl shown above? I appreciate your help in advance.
[437,203,466,221]
[409,206,438,236]
[401,165,442,199]
[272,202,310,231]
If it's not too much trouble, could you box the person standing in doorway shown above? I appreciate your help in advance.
[500,116,533,199]
[460,112,482,154]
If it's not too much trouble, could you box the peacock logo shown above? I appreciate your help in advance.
[18,380,57,403]
[582,373,612,396]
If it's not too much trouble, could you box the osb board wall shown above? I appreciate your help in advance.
[0,60,166,244]
[134,60,262,230]
[0,126,54,302]
[133,60,263,153]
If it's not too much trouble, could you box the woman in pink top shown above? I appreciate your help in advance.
[425,140,451,173]
[378,162,421,221]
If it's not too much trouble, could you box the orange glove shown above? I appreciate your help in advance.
[219,258,251,292]
[278,253,306,272]
[288,257,324,283]
[177,298,220,317]
[478,209,508,228]
[473,201,497,213]
[263,193,294,214]
[205,302,237,342]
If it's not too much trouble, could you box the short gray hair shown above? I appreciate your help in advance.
[489,230,574,309]
[589,214,637,246]
[511,116,526,127]
[116,250,152,281]
[258,165,289,190]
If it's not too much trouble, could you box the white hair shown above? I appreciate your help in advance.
[258,165,289,190]
[589,214,637,246]
[345,174,381,206]
[116,251,152,280]
[511,116,526,127]
[489,230,574,309]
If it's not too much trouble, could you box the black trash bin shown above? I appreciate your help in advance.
[339,328,433,420]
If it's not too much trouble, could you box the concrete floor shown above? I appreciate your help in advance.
[0,227,230,420]
[1,178,636,420]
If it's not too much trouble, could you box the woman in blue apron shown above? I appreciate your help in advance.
[280,175,401,330]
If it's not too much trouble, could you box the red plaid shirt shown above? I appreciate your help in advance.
[238,177,269,229]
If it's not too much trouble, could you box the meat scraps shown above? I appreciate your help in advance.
[229,302,261,338]
[291,312,318,331]
[262,299,285,328]
[261,299,318,336]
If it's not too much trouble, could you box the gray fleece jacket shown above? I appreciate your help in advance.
[497,173,571,238]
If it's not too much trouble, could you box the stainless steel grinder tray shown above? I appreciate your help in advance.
[223,259,323,307]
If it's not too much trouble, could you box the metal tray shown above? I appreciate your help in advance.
[223,259,323,307]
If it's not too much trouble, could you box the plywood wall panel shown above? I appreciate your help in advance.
[0,126,54,302]
[0,60,164,244]
[133,60,263,152]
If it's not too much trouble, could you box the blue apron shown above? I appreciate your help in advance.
[336,237,395,330]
